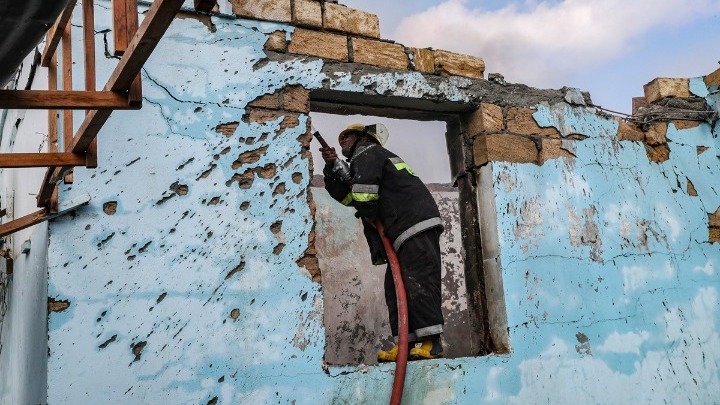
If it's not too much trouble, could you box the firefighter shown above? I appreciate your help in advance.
[320,123,445,361]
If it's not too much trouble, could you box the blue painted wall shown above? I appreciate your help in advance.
[5,2,716,404]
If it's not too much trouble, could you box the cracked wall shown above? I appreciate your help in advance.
[0,0,718,404]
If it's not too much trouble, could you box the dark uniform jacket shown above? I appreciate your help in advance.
[324,143,443,264]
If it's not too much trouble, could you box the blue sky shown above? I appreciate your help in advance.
[342,0,720,113]
[312,0,720,183]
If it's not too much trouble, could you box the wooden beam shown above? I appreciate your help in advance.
[84,0,99,168]
[0,153,87,168]
[62,21,74,184]
[194,0,217,13]
[0,90,136,110]
[37,0,184,207]
[68,0,184,153]
[41,0,79,67]
[48,52,59,212]
[1,194,91,237]
[0,209,49,238]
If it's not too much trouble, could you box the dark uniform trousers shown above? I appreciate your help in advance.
[384,226,444,339]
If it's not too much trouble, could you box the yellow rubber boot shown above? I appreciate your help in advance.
[377,345,399,362]
[409,336,444,360]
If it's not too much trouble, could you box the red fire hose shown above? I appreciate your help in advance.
[374,220,408,405]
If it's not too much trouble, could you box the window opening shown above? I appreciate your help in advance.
[309,111,486,365]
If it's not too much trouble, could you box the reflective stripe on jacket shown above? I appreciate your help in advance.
[324,143,443,256]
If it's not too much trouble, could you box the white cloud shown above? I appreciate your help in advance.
[694,258,715,275]
[597,331,651,355]
[621,261,675,293]
[392,0,720,87]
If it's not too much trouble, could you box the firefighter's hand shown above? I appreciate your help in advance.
[320,146,338,163]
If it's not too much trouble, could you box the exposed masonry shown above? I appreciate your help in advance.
[16,1,717,403]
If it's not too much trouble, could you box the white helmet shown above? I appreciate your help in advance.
[338,123,389,146]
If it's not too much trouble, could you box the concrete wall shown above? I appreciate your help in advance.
[0,58,50,405]
[0,1,718,404]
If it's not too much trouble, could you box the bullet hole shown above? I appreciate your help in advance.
[207,397,218,405]
[98,232,116,248]
[270,221,283,234]
[207,196,221,206]
[98,335,117,349]
[139,241,152,254]
[177,157,194,170]
[171,183,189,196]
[230,308,240,320]
[292,172,303,184]
[197,164,216,180]
[214,121,239,137]
[218,376,225,383]
[258,164,276,179]
[225,261,246,280]
[194,106,203,113]
[301,292,308,301]
[103,201,118,215]
[250,299,255,305]
[226,169,254,189]
[127,255,136,261]
[245,137,255,145]
[220,146,231,155]
[157,292,167,303]
[232,146,268,169]
[85,224,91,230]
[127,157,141,167]
[273,243,285,255]
[48,298,70,313]
[273,183,286,196]
[131,341,147,362]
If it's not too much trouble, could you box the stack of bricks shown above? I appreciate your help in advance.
[617,72,720,163]
[711,207,720,244]
[466,103,577,167]
[229,0,485,80]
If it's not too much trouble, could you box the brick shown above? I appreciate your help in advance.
[538,138,574,164]
[292,0,322,28]
[265,31,287,52]
[243,108,283,125]
[231,0,291,23]
[711,227,720,243]
[615,119,645,142]
[409,48,435,73]
[473,134,538,166]
[704,67,720,87]
[698,146,709,155]
[645,123,667,146]
[432,49,485,80]
[288,28,348,61]
[709,207,720,227]
[644,78,691,103]
[672,120,701,130]
[248,93,281,109]
[283,86,310,113]
[351,38,408,71]
[323,3,380,38]
[506,107,560,137]
[466,103,503,137]
[645,143,670,163]
[631,97,649,114]
[687,178,698,196]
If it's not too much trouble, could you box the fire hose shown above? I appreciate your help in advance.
[373,219,409,405]
[313,129,408,404]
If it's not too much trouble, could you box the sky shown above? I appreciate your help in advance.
[311,0,720,183]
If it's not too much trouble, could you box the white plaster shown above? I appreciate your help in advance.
[596,331,650,354]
